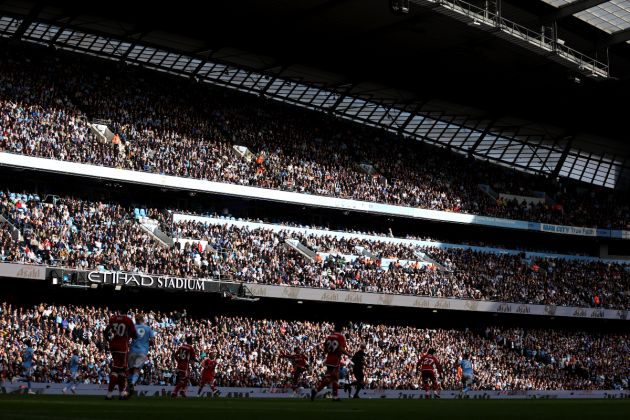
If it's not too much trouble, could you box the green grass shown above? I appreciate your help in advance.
[0,395,629,420]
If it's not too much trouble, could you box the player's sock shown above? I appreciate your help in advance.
[108,373,118,394]
[332,382,339,398]
[129,372,139,386]
[117,373,128,394]
[173,383,182,396]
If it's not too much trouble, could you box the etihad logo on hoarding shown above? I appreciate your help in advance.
[320,292,339,302]
[496,303,512,313]
[87,271,205,292]
[281,287,300,299]
[344,292,363,304]
[544,305,557,316]
[378,294,394,306]
[433,299,450,309]
[414,298,431,308]
[516,305,530,314]
[16,266,45,279]
[589,309,605,319]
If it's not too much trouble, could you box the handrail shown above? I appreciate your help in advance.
[416,0,609,77]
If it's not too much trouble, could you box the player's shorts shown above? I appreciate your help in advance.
[421,370,438,383]
[324,355,342,366]
[22,365,34,377]
[353,368,365,383]
[461,373,474,384]
[111,351,129,371]
[175,369,190,385]
[324,365,340,381]
[200,374,215,385]
[70,370,79,381]
[128,353,147,369]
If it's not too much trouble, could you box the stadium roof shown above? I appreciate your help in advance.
[0,0,628,189]
[542,0,630,35]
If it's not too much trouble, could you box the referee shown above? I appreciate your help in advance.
[350,344,367,398]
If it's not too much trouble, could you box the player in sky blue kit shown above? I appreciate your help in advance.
[459,353,474,397]
[127,314,155,393]
[22,339,35,394]
[63,349,81,395]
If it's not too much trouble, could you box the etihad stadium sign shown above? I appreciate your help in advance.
[87,271,207,292]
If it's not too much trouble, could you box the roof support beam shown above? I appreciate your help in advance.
[551,135,574,178]
[48,15,77,45]
[12,2,43,39]
[468,117,499,156]
[543,0,608,22]
[601,27,630,46]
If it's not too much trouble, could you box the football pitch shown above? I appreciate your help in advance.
[1,396,629,420]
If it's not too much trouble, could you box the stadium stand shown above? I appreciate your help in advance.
[1,190,629,309]
[1,302,628,391]
[1,46,629,230]
[0,4,629,401]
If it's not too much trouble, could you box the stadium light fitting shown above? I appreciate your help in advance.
[556,38,565,45]
[51,277,58,285]
[114,285,122,291]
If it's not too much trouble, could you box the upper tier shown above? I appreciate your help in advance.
[0,46,629,239]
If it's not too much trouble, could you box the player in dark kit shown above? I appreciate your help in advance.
[104,311,137,400]
[172,336,197,397]
[418,348,444,399]
[281,347,309,392]
[350,344,367,398]
[311,322,351,401]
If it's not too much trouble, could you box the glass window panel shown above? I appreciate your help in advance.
[264,78,286,95]
[240,73,266,91]
[125,45,145,61]
[335,96,358,113]
[310,90,337,109]
[404,115,426,134]
[25,23,60,42]
[0,16,21,36]
[575,0,630,34]
[540,0,579,7]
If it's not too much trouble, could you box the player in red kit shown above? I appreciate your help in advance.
[311,322,350,401]
[197,352,219,397]
[104,310,137,400]
[281,347,309,393]
[418,348,443,399]
[172,336,196,397]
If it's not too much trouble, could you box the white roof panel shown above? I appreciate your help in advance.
[540,0,580,7]
[575,0,630,34]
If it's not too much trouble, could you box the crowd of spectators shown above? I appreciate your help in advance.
[1,302,627,390]
[172,219,630,309]
[1,47,629,229]
[1,190,629,309]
